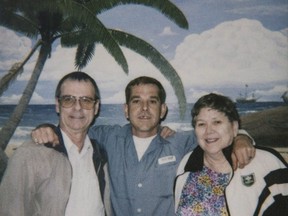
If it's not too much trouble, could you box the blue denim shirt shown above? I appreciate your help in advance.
[89,124,197,216]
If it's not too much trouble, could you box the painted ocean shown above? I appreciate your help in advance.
[0,102,285,149]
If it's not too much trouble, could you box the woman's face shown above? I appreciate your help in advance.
[194,107,238,156]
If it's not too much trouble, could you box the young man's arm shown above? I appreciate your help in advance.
[31,124,256,170]
[182,129,256,170]
[31,123,59,146]
[31,124,116,151]
[232,130,256,170]
[31,124,175,145]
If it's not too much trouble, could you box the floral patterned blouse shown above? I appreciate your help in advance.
[176,166,230,216]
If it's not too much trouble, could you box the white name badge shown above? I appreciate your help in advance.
[158,155,176,165]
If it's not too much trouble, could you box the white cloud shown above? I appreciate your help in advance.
[281,28,288,37]
[254,84,288,101]
[171,18,288,102]
[0,27,32,75]
[103,90,125,104]
[159,26,178,36]
[186,89,225,102]
[0,91,49,104]
[0,27,31,58]
[30,91,47,104]
[0,94,21,104]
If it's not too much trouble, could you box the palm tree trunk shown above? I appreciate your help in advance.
[0,150,8,181]
[0,43,51,181]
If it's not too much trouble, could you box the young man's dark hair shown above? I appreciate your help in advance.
[125,76,166,104]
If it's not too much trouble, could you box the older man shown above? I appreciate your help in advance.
[0,72,109,216]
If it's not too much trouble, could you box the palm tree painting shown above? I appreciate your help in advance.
[0,0,189,176]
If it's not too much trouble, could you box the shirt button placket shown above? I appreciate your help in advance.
[136,182,143,214]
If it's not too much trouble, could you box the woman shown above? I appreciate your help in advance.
[174,93,288,216]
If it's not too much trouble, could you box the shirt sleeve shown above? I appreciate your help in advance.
[169,130,198,155]
[238,129,256,145]
[88,125,121,149]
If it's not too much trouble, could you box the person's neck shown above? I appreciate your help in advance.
[204,153,231,173]
[133,134,157,139]
[132,129,158,138]
[62,128,87,152]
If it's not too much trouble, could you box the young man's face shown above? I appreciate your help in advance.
[56,79,99,135]
[125,84,167,138]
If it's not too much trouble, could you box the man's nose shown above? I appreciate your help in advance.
[74,99,82,110]
[141,101,148,110]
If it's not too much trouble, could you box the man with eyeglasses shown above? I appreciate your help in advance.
[31,76,255,216]
[0,71,110,216]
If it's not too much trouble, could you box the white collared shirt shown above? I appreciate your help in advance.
[62,130,104,216]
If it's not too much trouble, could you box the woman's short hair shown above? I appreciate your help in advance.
[191,93,241,128]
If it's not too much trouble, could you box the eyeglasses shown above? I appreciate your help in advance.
[58,95,97,110]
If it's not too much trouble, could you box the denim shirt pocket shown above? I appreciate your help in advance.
[152,157,178,197]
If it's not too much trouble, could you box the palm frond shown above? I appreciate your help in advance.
[61,27,129,73]
[92,0,188,29]
[75,43,95,69]
[109,29,187,118]
[0,8,39,38]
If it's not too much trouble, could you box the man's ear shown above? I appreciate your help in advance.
[160,103,168,119]
[124,103,129,119]
[94,100,100,115]
[55,98,60,114]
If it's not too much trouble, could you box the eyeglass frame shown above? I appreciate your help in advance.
[58,95,98,110]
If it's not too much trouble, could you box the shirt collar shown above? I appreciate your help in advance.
[61,129,92,155]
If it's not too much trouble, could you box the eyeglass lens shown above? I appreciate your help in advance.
[59,95,96,110]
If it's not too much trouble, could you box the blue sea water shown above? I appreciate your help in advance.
[0,102,285,148]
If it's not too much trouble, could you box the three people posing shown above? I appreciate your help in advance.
[4,72,255,216]
[29,75,255,215]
